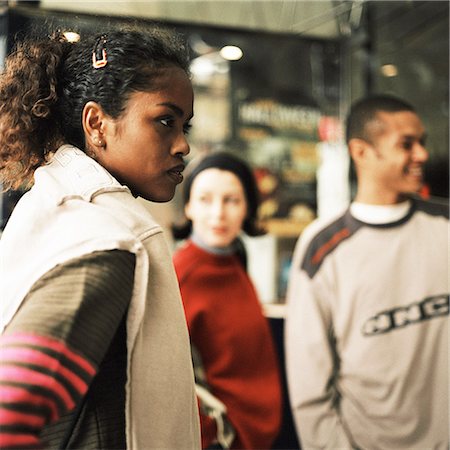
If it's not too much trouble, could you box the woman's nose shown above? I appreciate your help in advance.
[172,133,190,157]
[210,200,225,217]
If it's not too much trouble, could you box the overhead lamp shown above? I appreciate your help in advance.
[381,64,398,77]
[220,45,243,61]
[190,56,216,77]
[190,52,230,79]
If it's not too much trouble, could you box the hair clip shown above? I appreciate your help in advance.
[92,36,108,69]
[92,49,107,69]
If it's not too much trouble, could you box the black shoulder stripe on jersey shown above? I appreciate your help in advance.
[301,211,364,278]
[412,196,449,219]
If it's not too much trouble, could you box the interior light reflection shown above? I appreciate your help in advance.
[381,64,398,77]
[63,31,80,43]
[220,45,243,61]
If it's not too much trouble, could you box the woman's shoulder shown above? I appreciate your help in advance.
[173,240,200,277]
[173,240,228,284]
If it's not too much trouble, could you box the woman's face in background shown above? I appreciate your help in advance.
[185,168,247,248]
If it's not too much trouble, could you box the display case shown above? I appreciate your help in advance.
[2,6,346,304]
[180,25,345,303]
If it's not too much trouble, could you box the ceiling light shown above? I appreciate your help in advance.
[220,45,243,61]
[381,64,398,77]
[190,57,216,77]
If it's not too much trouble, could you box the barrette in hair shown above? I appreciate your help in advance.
[92,35,108,69]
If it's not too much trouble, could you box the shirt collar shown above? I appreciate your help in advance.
[350,200,412,225]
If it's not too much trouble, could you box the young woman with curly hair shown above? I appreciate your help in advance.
[0,26,200,449]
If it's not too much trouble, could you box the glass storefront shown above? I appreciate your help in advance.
[1,1,448,303]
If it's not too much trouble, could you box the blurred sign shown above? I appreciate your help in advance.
[238,99,320,137]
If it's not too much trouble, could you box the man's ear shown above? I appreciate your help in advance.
[349,138,371,167]
[82,101,109,151]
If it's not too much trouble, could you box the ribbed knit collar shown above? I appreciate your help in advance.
[190,231,237,256]
[350,200,412,225]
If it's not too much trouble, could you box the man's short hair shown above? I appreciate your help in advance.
[345,95,416,144]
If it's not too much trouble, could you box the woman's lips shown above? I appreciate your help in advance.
[211,226,227,235]
[167,165,185,184]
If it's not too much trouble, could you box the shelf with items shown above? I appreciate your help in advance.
[261,217,312,238]
[262,302,287,319]
[244,230,306,306]
[181,26,342,307]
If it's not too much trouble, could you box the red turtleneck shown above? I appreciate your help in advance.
[173,240,282,449]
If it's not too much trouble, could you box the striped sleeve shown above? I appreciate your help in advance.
[0,333,96,449]
[0,250,135,449]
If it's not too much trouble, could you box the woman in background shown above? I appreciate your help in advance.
[172,152,282,449]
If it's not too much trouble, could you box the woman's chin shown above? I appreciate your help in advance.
[206,236,234,249]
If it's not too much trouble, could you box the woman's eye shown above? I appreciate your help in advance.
[183,123,192,135]
[160,117,174,128]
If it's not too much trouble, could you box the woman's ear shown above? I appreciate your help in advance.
[184,202,192,220]
[82,101,108,152]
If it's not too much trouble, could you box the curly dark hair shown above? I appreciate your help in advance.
[0,25,190,191]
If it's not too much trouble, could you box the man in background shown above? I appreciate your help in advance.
[285,95,449,449]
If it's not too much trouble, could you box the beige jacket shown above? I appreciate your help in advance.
[0,145,201,449]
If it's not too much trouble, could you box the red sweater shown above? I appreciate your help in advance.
[173,240,282,449]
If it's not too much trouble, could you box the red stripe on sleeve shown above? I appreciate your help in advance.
[0,365,74,409]
[0,433,41,449]
[0,332,98,449]
[0,385,59,421]
[1,333,96,376]
[0,408,46,428]
[0,346,89,394]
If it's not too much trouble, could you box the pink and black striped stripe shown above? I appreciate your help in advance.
[0,332,97,449]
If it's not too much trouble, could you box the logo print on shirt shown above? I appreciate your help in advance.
[362,294,449,336]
